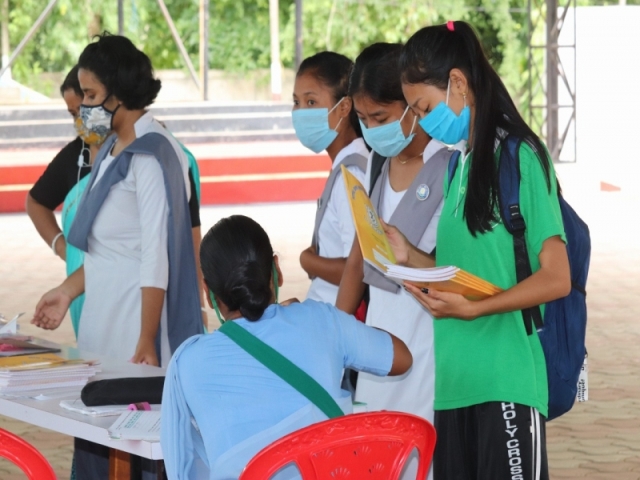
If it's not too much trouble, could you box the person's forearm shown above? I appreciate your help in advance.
[139,287,165,343]
[26,194,66,258]
[300,252,346,286]
[472,261,570,319]
[406,244,435,268]
[60,266,85,300]
[335,239,366,314]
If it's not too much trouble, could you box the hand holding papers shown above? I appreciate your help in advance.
[385,265,502,300]
[341,166,501,300]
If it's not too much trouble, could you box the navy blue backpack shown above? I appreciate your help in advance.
[448,135,590,420]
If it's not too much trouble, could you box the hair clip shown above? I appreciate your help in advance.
[447,21,455,32]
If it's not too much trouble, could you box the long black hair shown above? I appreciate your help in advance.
[349,43,405,105]
[78,33,161,110]
[200,215,274,322]
[297,51,362,137]
[399,21,551,236]
[60,65,82,98]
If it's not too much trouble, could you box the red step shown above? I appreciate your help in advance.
[0,155,331,213]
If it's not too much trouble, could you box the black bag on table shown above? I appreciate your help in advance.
[81,376,165,406]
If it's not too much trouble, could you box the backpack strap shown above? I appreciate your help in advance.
[369,152,387,194]
[498,135,544,336]
[218,321,345,419]
[447,150,461,191]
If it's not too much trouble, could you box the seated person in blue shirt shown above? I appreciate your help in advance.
[161,215,412,480]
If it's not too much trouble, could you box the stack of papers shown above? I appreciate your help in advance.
[108,410,161,441]
[0,353,98,393]
[0,337,60,357]
[385,265,502,300]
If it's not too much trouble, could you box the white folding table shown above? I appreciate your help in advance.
[0,341,165,480]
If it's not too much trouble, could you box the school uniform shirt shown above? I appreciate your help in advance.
[353,140,445,480]
[78,112,191,366]
[305,138,368,305]
[161,300,393,480]
[435,142,566,417]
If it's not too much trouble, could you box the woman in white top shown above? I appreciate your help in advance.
[336,43,452,480]
[292,52,369,306]
[30,34,203,479]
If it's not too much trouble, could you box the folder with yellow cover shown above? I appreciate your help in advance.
[340,165,396,271]
[385,265,502,300]
[341,166,501,300]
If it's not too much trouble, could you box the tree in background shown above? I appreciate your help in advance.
[2,0,550,106]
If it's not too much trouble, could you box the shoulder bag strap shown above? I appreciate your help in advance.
[218,321,344,419]
[498,135,544,335]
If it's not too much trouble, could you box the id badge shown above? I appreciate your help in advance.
[576,353,588,402]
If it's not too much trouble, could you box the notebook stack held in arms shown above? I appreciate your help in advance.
[385,265,502,300]
[340,165,502,301]
[0,353,98,394]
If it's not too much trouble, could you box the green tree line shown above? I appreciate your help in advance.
[2,0,629,101]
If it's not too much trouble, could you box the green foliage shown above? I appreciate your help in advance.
[1,0,608,106]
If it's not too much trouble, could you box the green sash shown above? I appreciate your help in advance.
[219,321,344,419]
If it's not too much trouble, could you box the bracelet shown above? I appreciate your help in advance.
[51,232,64,255]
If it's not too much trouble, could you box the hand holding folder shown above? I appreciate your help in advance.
[341,165,501,300]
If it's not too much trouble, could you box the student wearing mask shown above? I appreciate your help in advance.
[162,215,412,480]
[292,51,369,306]
[388,21,571,480]
[30,33,204,479]
[336,42,453,479]
[26,65,206,339]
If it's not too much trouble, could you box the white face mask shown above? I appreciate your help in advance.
[79,94,120,143]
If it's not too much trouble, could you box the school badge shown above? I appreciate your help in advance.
[416,184,430,201]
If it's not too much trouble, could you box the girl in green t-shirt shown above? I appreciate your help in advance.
[383,20,571,480]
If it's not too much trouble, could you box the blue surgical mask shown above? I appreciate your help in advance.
[359,106,417,158]
[418,79,470,145]
[292,98,344,153]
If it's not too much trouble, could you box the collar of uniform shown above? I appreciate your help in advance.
[133,111,155,139]
[332,137,368,170]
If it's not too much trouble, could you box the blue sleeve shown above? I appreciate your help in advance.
[161,336,209,480]
[330,306,393,376]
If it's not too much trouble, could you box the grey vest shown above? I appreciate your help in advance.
[363,147,451,292]
[311,153,368,253]
[67,132,204,362]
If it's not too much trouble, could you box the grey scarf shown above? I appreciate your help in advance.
[68,132,203,361]
[311,153,368,253]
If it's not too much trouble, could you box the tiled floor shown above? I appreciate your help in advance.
[1,182,639,478]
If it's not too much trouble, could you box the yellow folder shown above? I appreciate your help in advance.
[341,165,502,300]
[341,165,396,271]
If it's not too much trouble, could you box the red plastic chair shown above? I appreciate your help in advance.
[240,411,436,480]
[0,428,56,480]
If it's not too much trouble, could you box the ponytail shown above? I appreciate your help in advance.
[200,216,275,322]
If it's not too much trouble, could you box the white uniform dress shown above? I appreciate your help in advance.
[78,112,190,367]
[356,140,446,480]
[306,137,368,305]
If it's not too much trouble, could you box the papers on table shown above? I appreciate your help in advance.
[0,337,60,357]
[60,398,132,417]
[340,165,396,271]
[108,410,161,442]
[385,265,503,300]
[0,354,99,393]
[0,312,23,334]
